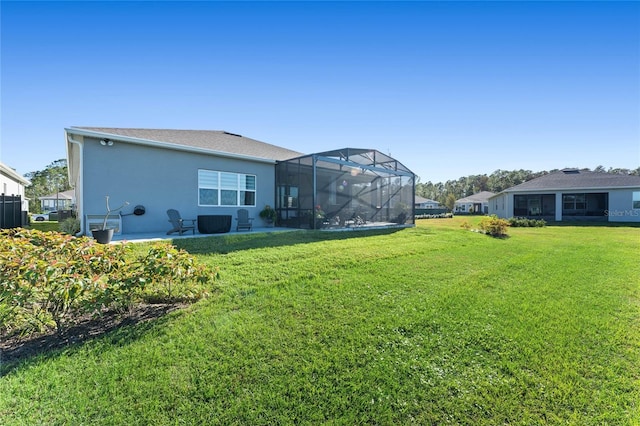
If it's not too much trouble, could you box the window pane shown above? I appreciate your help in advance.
[198,170,218,188]
[241,191,256,206]
[221,173,237,189]
[221,190,237,205]
[633,192,640,209]
[199,189,218,206]
[241,175,256,190]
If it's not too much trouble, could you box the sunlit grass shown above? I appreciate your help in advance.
[1,220,638,424]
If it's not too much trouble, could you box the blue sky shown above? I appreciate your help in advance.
[1,1,638,183]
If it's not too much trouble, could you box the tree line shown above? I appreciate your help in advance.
[24,159,70,213]
[417,166,640,210]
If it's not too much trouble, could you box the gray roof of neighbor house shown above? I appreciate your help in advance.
[455,191,496,203]
[68,127,304,162]
[38,189,75,201]
[415,195,439,204]
[499,169,640,193]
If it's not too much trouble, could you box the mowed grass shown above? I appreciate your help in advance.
[1,218,639,424]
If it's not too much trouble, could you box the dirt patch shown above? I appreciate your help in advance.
[0,303,186,366]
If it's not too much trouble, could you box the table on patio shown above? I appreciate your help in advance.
[197,215,232,234]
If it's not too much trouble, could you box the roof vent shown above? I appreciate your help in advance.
[223,131,242,137]
[561,168,580,174]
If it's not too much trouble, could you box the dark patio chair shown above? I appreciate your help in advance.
[166,209,196,235]
[235,208,254,231]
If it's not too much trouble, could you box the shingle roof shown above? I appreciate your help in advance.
[502,169,640,192]
[70,127,303,162]
[38,189,75,201]
[415,195,439,204]
[455,191,496,203]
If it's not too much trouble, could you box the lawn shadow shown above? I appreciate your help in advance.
[172,226,409,255]
[0,303,186,377]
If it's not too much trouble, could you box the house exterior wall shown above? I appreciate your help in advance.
[1,166,29,211]
[490,188,640,223]
[489,193,509,218]
[81,137,277,234]
[455,201,489,214]
[606,188,640,222]
[1,171,26,199]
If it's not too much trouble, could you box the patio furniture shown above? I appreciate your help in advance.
[166,209,196,235]
[198,215,232,234]
[235,208,254,231]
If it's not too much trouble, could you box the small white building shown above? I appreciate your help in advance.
[489,169,640,223]
[454,191,495,214]
[0,161,31,227]
[1,161,30,211]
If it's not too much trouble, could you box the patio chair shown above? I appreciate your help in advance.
[235,208,254,231]
[166,209,196,235]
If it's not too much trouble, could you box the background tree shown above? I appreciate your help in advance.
[444,193,456,211]
[24,159,70,213]
[415,165,637,208]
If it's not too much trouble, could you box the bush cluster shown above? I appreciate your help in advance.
[479,215,510,237]
[508,217,546,227]
[415,213,454,219]
[0,228,218,337]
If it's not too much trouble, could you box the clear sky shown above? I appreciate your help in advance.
[1,1,639,183]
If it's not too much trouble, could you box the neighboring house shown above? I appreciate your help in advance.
[39,189,76,212]
[0,161,31,227]
[454,191,495,214]
[488,169,640,223]
[415,196,440,209]
[65,127,415,236]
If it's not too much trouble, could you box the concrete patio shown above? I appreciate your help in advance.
[109,226,298,244]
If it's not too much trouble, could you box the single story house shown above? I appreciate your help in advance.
[1,161,30,228]
[415,196,440,209]
[454,191,495,214]
[39,189,76,212]
[488,168,640,222]
[65,127,415,236]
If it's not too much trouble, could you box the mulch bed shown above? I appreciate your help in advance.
[0,303,185,366]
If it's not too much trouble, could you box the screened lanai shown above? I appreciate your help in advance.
[275,148,415,230]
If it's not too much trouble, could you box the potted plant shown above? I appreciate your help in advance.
[92,196,129,244]
[259,205,277,226]
[314,205,326,229]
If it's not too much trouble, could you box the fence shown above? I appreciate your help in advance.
[0,194,24,229]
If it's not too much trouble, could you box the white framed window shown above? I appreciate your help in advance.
[198,170,256,207]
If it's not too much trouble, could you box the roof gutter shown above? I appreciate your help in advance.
[64,127,278,165]
[66,130,85,235]
[0,163,31,186]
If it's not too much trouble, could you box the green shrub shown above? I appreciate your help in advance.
[479,215,510,237]
[0,228,218,337]
[59,217,81,235]
[508,217,546,227]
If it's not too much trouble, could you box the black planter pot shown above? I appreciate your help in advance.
[92,229,114,244]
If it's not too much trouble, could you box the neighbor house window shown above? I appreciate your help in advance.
[198,170,256,207]
[563,193,586,210]
[633,191,640,209]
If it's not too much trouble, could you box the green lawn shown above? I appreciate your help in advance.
[1,219,639,424]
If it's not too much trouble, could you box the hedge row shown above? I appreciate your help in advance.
[0,228,218,337]
[508,217,547,227]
